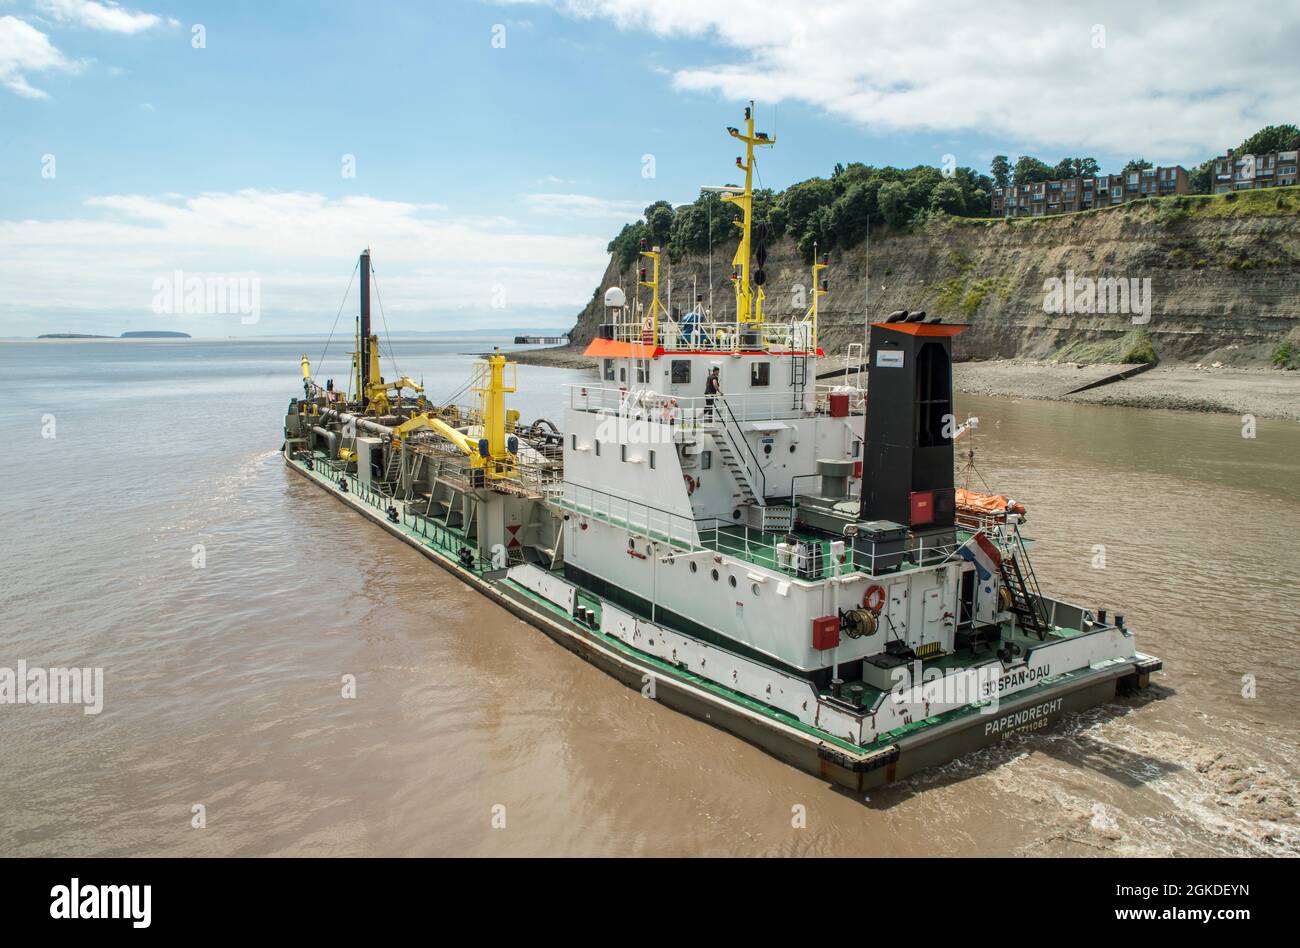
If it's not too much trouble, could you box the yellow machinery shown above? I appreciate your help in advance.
[807,251,829,350]
[471,348,518,480]
[722,101,775,326]
[353,330,425,416]
[388,348,519,483]
[638,245,666,344]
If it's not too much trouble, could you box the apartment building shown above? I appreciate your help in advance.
[1210,148,1300,194]
[991,164,1189,218]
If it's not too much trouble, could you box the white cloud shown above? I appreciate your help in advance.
[0,190,609,333]
[522,192,643,218]
[35,0,168,34]
[0,15,79,98]
[535,0,1300,160]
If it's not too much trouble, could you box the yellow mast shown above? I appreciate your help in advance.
[809,249,829,350]
[637,244,665,344]
[722,101,775,325]
[473,347,518,478]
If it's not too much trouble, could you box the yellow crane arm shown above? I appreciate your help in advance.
[392,413,478,458]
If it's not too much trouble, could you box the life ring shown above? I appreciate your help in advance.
[684,474,698,496]
[863,584,887,614]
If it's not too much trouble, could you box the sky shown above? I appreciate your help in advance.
[1,0,1296,337]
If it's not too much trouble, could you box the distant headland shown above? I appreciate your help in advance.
[38,331,192,339]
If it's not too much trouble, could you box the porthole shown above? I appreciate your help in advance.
[690,561,698,574]
[627,538,635,550]
[728,575,737,588]
[751,583,761,596]
[711,568,720,582]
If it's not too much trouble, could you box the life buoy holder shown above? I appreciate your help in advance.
[684,474,698,496]
[863,584,887,614]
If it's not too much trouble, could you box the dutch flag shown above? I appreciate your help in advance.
[957,531,1002,581]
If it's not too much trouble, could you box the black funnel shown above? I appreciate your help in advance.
[859,320,967,530]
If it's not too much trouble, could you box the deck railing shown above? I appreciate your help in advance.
[600,314,816,354]
[549,480,961,581]
[567,385,821,423]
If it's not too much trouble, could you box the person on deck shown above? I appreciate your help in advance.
[704,367,722,421]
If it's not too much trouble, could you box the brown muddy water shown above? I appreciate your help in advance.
[1,339,1297,856]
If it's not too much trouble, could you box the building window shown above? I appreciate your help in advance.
[750,362,770,387]
[671,360,691,384]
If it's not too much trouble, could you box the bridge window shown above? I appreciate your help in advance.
[750,362,771,387]
[671,360,691,384]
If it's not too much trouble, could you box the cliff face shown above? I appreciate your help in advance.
[570,195,1300,363]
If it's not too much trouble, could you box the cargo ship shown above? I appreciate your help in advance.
[281,105,1161,791]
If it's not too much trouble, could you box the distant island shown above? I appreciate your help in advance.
[37,330,192,339]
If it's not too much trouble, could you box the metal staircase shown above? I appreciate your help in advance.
[998,529,1051,639]
[711,428,757,506]
[693,396,766,508]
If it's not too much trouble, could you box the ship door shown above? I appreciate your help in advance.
[959,569,976,628]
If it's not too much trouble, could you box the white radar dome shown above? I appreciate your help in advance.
[604,287,626,308]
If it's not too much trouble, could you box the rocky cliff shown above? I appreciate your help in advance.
[569,189,1300,364]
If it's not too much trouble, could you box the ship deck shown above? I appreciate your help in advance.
[285,446,1158,782]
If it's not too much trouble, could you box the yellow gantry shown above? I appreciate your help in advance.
[722,101,775,326]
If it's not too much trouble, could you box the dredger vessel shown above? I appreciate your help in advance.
[281,105,1161,790]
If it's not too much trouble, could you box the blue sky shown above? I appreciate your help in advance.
[1,0,1295,336]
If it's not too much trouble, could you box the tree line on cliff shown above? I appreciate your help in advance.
[608,124,1299,269]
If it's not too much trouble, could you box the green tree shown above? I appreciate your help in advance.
[929,179,967,214]
[1013,155,1054,186]
[878,180,910,227]
[1188,158,1215,195]
[828,182,875,248]
[990,155,1011,190]
[1053,157,1101,179]
[644,200,674,247]
[667,204,707,259]
[607,220,649,270]
[1237,124,1300,155]
[780,178,835,241]
[1122,159,1153,174]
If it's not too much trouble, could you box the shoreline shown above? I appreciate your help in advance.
[507,346,1300,422]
